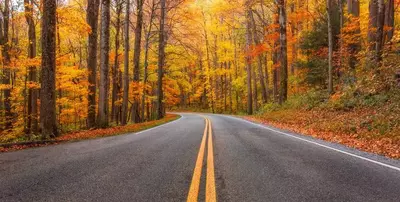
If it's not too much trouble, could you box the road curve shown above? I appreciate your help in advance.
[1,113,400,202]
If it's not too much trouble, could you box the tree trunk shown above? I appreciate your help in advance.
[40,0,58,138]
[245,7,253,115]
[1,0,12,130]
[384,0,394,43]
[141,0,156,122]
[273,9,279,103]
[121,0,130,125]
[132,0,144,123]
[24,0,38,135]
[375,0,385,63]
[368,0,378,51]
[290,2,296,75]
[157,0,166,119]
[98,0,111,128]
[278,0,288,104]
[347,0,360,70]
[86,0,100,128]
[338,0,343,78]
[327,0,334,94]
[112,1,122,124]
[203,12,212,110]
[250,10,267,104]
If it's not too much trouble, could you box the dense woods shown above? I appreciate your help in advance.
[1,0,400,143]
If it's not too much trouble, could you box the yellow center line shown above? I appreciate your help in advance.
[206,118,217,202]
[187,118,208,202]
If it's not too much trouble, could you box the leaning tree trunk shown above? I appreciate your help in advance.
[132,0,144,123]
[278,0,288,104]
[24,0,38,134]
[86,0,100,129]
[40,0,58,138]
[245,7,253,115]
[97,0,111,128]
[121,0,130,125]
[157,0,166,120]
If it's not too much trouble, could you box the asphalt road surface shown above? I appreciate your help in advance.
[1,113,400,202]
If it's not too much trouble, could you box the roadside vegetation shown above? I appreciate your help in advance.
[0,114,179,152]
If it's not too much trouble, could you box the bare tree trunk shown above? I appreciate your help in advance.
[327,0,334,94]
[157,0,166,119]
[24,0,38,134]
[86,0,100,128]
[245,7,253,115]
[121,0,130,125]
[132,0,144,123]
[40,0,58,138]
[98,0,111,128]
[278,0,288,104]
[112,1,122,124]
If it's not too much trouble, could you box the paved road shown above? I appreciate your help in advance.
[1,113,400,202]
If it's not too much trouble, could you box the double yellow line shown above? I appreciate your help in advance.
[187,117,216,202]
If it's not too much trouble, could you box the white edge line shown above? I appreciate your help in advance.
[220,115,400,172]
[134,114,184,135]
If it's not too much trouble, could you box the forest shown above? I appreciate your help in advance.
[0,0,399,156]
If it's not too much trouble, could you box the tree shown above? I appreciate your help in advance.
[250,9,268,104]
[327,0,334,94]
[141,0,157,121]
[384,0,394,42]
[24,0,38,135]
[375,0,385,63]
[347,0,360,70]
[121,0,130,125]
[98,0,111,128]
[1,0,12,130]
[86,0,100,128]
[111,0,123,124]
[157,0,166,119]
[278,0,288,104]
[40,0,58,138]
[132,0,144,123]
[368,0,378,51]
[245,6,253,115]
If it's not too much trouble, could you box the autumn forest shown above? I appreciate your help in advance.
[1,0,400,156]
